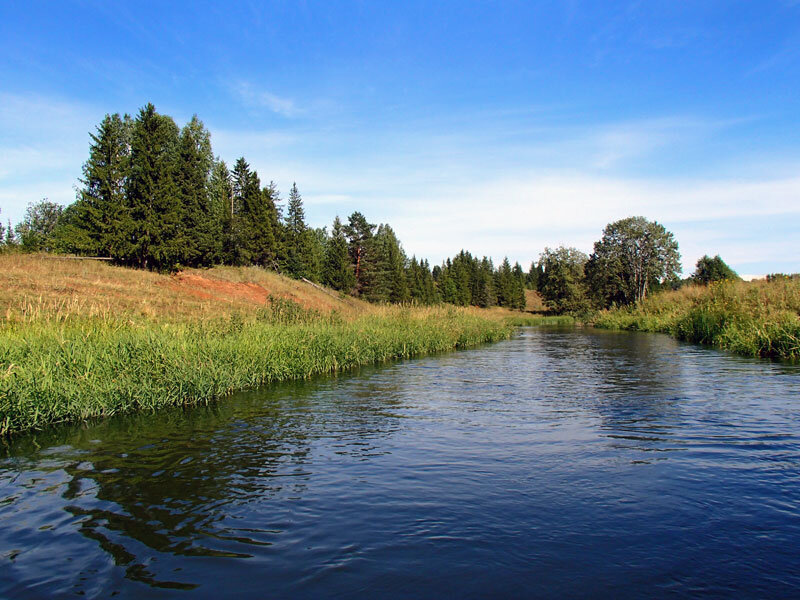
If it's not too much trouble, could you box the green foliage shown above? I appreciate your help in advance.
[121,103,182,270]
[176,115,219,267]
[586,216,681,307]
[16,200,64,252]
[361,224,409,303]
[538,246,591,314]
[68,113,132,256]
[0,307,515,435]
[594,278,800,360]
[344,211,376,293]
[284,183,313,278]
[323,216,356,292]
[692,254,739,284]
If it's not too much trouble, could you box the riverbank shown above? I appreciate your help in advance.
[0,255,538,435]
[594,278,800,360]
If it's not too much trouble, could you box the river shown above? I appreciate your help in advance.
[1,327,799,598]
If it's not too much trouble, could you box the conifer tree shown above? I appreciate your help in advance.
[344,211,375,293]
[323,216,356,291]
[4,220,16,247]
[305,227,327,282]
[176,115,217,266]
[494,257,514,307]
[71,113,132,256]
[285,182,312,278]
[241,169,276,268]
[208,158,232,263]
[420,259,439,304]
[227,157,254,265]
[123,103,181,270]
[474,257,496,308]
[510,262,526,309]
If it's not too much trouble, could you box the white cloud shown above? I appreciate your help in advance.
[0,93,102,223]
[233,82,302,117]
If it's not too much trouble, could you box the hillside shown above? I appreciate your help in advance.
[0,254,370,324]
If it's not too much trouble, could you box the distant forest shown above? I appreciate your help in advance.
[1,103,755,313]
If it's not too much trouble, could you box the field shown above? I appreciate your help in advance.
[594,279,800,360]
[0,255,530,435]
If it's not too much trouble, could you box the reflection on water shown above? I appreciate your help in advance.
[1,328,799,598]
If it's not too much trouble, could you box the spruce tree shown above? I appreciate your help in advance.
[4,220,16,247]
[123,103,181,270]
[285,182,311,278]
[227,157,253,265]
[72,113,132,256]
[241,169,276,268]
[176,115,216,267]
[323,216,356,291]
[512,261,527,310]
[208,158,232,264]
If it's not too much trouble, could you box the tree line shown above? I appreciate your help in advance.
[0,103,532,309]
[531,217,749,314]
[2,103,766,314]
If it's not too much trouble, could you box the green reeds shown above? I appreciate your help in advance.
[0,304,514,435]
[594,279,800,360]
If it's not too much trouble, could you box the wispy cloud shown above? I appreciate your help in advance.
[0,93,104,222]
[233,82,302,117]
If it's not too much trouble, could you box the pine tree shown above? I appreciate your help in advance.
[343,211,375,293]
[323,216,356,291]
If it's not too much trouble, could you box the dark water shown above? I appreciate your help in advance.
[2,328,800,599]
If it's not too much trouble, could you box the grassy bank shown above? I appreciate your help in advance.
[594,279,800,360]
[0,255,519,435]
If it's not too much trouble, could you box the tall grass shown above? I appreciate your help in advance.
[594,279,800,360]
[0,303,514,435]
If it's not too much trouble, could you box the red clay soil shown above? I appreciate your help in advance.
[168,273,273,306]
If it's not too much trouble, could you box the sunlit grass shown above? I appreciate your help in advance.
[594,279,800,360]
[0,255,526,435]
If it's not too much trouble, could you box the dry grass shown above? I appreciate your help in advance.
[0,254,533,434]
[524,289,548,313]
[594,279,800,360]
[0,254,370,324]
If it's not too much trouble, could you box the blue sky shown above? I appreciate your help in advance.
[1,1,799,276]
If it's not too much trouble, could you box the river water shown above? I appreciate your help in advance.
[1,328,799,598]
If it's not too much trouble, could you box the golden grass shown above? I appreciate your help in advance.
[0,254,371,325]
[0,254,535,434]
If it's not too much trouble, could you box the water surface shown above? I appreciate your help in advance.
[2,328,799,598]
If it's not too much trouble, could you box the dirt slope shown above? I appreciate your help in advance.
[0,254,369,323]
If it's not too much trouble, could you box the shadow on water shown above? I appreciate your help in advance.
[1,327,800,598]
[0,371,407,596]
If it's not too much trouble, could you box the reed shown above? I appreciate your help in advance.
[594,279,800,360]
[0,303,514,435]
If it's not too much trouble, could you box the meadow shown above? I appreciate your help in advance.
[594,278,800,360]
[0,255,525,435]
